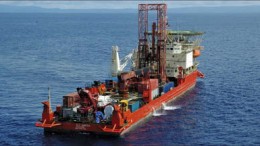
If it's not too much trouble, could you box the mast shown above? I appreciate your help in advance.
[48,87,52,111]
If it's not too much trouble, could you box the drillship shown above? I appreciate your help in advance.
[36,3,204,136]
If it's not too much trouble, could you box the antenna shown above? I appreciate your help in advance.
[48,87,52,111]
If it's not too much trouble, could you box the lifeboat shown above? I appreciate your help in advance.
[193,49,200,57]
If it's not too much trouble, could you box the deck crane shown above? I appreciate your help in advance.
[111,46,134,77]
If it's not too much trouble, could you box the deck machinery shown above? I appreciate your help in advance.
[35,3,205,136]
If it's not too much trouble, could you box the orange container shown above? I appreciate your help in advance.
[63,95,78,108]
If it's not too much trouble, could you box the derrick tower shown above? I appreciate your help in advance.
[137,4,167,82]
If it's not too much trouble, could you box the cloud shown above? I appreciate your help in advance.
[0,1,260,9]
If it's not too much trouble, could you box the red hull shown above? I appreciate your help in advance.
[38,70,200,136]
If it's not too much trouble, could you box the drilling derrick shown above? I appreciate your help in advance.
[138,4,167,82]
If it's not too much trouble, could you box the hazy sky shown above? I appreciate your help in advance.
[1,1,260,9]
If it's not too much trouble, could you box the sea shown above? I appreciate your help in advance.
[0,12,259,145]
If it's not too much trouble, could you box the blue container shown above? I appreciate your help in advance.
[162,82,174,93]
[128,100,140,112]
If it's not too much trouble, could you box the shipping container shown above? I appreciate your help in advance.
[63,96,74,108]
[128,100,140,112]
[149,79,158,90]
[137,80,151,94]
[159,82,174,94]
[63,94,80,108]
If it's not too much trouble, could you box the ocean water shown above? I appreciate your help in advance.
[0,12,259,145]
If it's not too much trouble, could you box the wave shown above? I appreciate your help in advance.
[152,107,167,116]
[162,103,181,111]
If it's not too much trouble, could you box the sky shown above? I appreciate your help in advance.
[0,1,260,9]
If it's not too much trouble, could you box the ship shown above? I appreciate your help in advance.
[35,3,205,136]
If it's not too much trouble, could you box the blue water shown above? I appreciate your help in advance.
[0,12,259,145]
